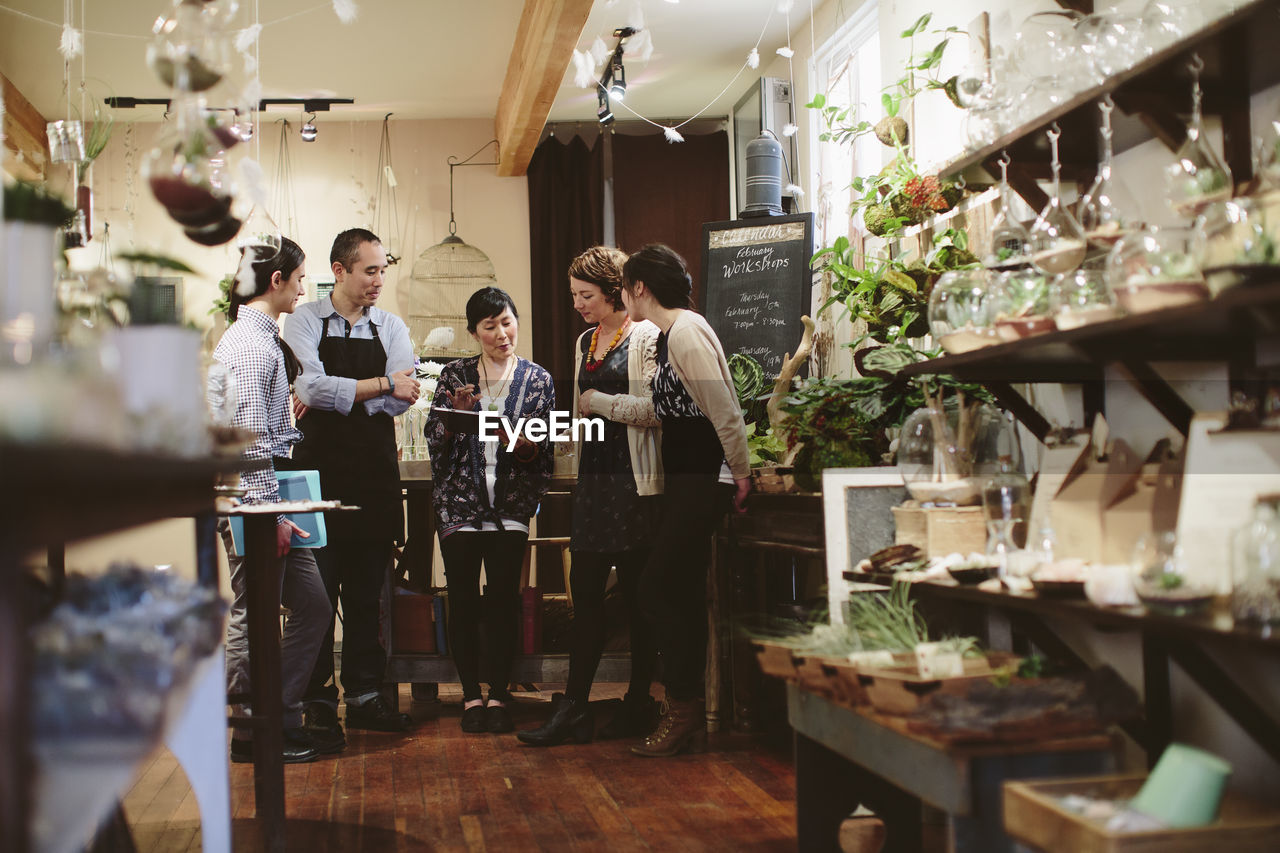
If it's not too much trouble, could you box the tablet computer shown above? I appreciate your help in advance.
[431,407,485,435]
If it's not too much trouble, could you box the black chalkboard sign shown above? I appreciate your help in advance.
[699,213,813,378]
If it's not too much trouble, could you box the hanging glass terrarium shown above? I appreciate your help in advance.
[143,96,237,242]
[146,0,232,93]
[1028,124,1088,275]
[1166,54,1232,220]
[985,153,1031,268]
[1078,96,1135,247]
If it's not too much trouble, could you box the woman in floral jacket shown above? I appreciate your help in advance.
[424,287,554,733]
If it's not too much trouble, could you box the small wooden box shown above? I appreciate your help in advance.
[391,591,436,654]
[892,502,987,557]
[1004,774,1280,853]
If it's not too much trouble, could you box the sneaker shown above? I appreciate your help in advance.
[345,695,412,732]
[231,730,318,764]
[460,704,487,733]
[485,703,514,734]
[303,702,346,754]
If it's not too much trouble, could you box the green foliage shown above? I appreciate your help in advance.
[728,352,766,408]
[116,251,197,274]
[746,421,787,467]
[3,181,75,226]
[210,274,235,322]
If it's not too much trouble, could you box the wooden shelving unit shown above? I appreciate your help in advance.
[0,441,241,853]
[896,277,1280,439]
[943,0,1280,210]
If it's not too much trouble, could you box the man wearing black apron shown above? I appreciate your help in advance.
[283,228,421,744]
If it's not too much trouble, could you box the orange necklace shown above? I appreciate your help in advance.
[585,317,629,372]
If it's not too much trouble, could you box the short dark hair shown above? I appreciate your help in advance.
[465,286,518,332]
[622,243,693,309]
[330,228,381,271]
[568,246,628,311]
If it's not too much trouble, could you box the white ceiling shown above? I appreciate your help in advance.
[0,0,798,128]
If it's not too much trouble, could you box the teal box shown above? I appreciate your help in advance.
[229,469,327,554]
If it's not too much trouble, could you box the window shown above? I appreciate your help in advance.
[809,2,881,248]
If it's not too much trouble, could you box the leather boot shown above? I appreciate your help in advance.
[629,698,706,757]
[516,693,594,746]
[598,692,661,740]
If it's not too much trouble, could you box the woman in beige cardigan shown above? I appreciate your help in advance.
[620,243,751,758]
[518,246,664,747]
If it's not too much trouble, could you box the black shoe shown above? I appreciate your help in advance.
[599,692,660,740]
[516,693,593,746]
[485,703,515,734]
[345,695,412,732]
[303,702,346,754]
[460,704,487,733]
[230,730,318,765]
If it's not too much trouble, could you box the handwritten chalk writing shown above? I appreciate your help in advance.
[707,221,806,249]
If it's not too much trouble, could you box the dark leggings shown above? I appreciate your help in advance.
[565,549,655,703]
[638,475,732,701]
[439,529,528,703]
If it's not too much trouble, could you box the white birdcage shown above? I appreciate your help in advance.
[409,143,501,360]
[409,235,491,359]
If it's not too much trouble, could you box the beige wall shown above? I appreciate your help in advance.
[64,116,530,578]
[87,116,531,357]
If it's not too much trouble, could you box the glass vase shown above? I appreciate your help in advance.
[1231,495,1280,624]
[927,269,998,354]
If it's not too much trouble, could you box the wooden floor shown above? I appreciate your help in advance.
[123,684,799,852]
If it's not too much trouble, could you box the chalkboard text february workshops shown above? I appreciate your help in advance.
[721,245,791,278]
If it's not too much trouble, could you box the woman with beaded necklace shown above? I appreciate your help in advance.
[424,287,555,734]
[518,246,664,747]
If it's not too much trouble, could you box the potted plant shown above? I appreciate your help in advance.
[3,181,76,363]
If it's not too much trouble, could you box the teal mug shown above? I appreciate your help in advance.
[1129,743,1232,828]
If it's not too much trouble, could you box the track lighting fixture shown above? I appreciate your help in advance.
[608,57,627,102]
[300,112,317,142]
[596,91,615,125]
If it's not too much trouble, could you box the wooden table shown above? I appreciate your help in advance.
[787,685,1118,853]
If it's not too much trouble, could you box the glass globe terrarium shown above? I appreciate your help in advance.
[1131,530,1214,615]
[1231,494,1280,624]
[928,269,998,354]
[1051,268,1120,329]
[147,0,234,93]
[897,397,1003,507]
[143,98,238,245]
[991,269,1056,341]
[1193,197,1278,295]
[1107,225,1208,314]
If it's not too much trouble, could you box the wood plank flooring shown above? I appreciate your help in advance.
[123,684,798,852]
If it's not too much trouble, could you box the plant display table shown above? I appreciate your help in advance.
[788,684,1117,853]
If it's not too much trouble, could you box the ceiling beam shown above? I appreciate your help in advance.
[495,0,594,177]
[1,72,49,182]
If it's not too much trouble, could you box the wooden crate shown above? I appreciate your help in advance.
[753,640,800,681]
[892,502,986,557]
[858,653,1020,715]
[1004,774,1280,853]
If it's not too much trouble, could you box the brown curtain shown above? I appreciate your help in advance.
[527,135,604,403]
[613,131,731,307]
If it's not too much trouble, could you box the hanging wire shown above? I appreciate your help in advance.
[271,118,299,237]
[373,113,404,264]
[446,139,500,237]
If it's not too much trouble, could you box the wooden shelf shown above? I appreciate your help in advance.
[899,277,1280,384]
[942,0,1280,209]
[895,276,1280,438]
[0,441,240,853]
